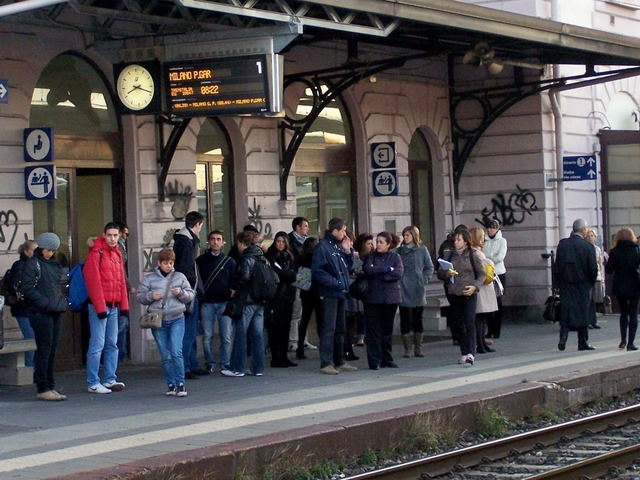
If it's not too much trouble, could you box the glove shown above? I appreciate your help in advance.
[384,265,392,273]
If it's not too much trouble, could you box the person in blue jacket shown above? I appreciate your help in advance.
[311,218,357,375]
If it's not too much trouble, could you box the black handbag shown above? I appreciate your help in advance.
[223,292,245,320]
[349,274,369,301]
[543,294,560,322]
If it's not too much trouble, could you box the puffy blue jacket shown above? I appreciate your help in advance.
[311,230,354,299]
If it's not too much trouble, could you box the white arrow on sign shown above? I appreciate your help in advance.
[587,169,596,178]
[587,157,596,166]
[0,83,7,99]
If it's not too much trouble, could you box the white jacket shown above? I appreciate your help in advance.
[484,229,507,275]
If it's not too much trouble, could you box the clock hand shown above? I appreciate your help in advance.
[126,85,142,95]
[137,87,153,94]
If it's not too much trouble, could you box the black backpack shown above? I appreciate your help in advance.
[0,268,17,306]
[249,256,279,302]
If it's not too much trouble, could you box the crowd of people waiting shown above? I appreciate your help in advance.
[3,213,513,401]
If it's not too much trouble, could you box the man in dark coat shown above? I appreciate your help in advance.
[311,217,356,374]
[554,218,598,351]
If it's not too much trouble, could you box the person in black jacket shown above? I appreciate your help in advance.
[9,239,38,368]
[196,230,237,373]
[605,227,640,351]
[173,211,208,379]
[265,231,298,368]
[554,219,598,352]
[21,233,68,401]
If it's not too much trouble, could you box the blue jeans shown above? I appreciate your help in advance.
[16,316,35,367]
[229,304,264,375]
[182,298,200,372]
[151,317,185,387]
[201,302,233,369]
[117,313,129,362]
[86,304,119,387]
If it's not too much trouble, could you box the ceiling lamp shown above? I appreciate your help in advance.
[462,42,504,75]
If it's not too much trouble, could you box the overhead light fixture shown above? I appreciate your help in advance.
[463,42,545,76]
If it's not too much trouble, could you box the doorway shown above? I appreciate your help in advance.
[32,168,123,370]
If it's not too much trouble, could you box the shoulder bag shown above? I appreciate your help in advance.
[292,266,312,291]
[349,274,369,301]
[139,272,174,330]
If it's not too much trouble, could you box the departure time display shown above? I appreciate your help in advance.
[165,55,271,117]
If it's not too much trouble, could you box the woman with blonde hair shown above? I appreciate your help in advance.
[469,227,497,354]
[398,226,434,358]
[605,227,640,351]
[585,228,604,326]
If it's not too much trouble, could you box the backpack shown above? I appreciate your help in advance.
[67,262,89,311]
[68,250,102,312]
[0,268,18,307]
[248,256,279,302]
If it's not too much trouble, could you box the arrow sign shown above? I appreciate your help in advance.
[371,142,396,169]
[563,155,597,181]
[0,79,8,104]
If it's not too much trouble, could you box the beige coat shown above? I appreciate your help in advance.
[475,248,498,314]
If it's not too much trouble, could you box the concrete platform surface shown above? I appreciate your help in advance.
[0,315,638,479]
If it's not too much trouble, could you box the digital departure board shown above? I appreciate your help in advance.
[165,55,282,118]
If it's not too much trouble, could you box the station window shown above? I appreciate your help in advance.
[196,118,234,248]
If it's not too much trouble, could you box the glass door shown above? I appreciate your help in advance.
[296,174,354,238]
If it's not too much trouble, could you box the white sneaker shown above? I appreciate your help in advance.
[288,342,298,351]
[465,354,475,365]
[88,384,112,394]
[458,355,467,364]
[221,369,245,377]
[102,381,125,391]
[303,341,318,350]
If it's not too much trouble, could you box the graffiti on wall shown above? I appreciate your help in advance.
[0,210,20,251]
[475,184,538,227]
[248,198,273,240]
[142,229,178,270]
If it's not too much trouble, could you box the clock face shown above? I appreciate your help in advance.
[117,64,155,111]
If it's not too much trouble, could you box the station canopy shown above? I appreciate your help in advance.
[6,0,640,67]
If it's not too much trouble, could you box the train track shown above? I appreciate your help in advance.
[346,403,640,480]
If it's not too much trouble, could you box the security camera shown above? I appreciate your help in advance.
[541,253,552,259]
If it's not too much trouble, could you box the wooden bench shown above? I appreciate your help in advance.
[0,339,36,386]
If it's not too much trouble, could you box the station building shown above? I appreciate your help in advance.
[1,0,640,368]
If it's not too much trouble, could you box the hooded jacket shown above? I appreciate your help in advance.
[84,235,130,319]
[236,244,267,305]
[311,230,354,299]
[173,226,205,297]
[484,229,507,275]
[136,267,195,322]
[21,250,68,315]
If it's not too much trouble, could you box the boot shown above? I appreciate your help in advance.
[402,334,413,358]
[628,323,637,351]
[413,332,424,357]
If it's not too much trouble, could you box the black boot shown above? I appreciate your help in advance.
[627,323,637,351]
[344,341,359,361]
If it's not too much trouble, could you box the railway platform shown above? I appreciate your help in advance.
[1,314,640,479]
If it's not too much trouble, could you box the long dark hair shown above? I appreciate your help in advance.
[267,231,294,262]
[376,231,400,250]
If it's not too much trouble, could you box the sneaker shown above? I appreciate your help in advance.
[252,372,264,377]
[166,384,177,396]
[102,381,125,392]
[177,383,187,397]
[51,390,67,401]
[221,369,245,377]
[336,362,358,372]
[458,355,467,364]
[303,341,318,350]
[88,384,112,394]
[288,342,298,351]
[320,365,340,375]
[37,390,63,401]
[465,354,475,365]
[206,365,216,374]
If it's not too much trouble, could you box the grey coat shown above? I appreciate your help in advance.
[136,267,195,322]
[398,244,434,308]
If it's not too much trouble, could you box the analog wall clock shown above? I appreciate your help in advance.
[114,60,162,114]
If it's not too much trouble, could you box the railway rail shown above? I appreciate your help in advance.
[345,403,640,480]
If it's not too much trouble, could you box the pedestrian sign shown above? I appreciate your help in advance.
[563,155,597,181]
[24,127,54,162]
